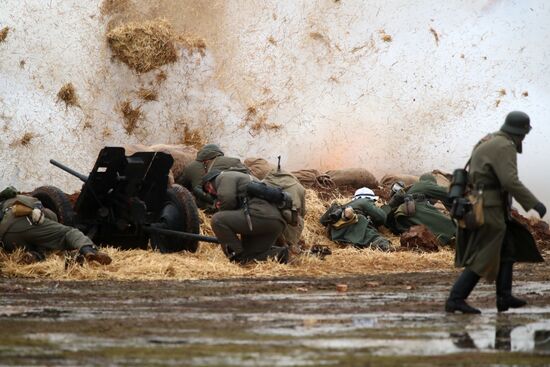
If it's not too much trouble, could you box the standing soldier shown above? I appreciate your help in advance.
[202,170,288,264]
[446,111,545,314]
[0,187,111,265]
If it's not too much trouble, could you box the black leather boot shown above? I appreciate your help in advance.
[496,262,527,312]
[445,269,481,314]
[79,245,112,265]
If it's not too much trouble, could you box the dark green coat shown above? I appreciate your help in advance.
[208,156,247,173]
[330,198,388,247]
[456,131,543,281]
[387,176,456,245]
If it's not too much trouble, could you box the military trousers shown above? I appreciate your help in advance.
[1,217,94,253]
[211,209,285,261]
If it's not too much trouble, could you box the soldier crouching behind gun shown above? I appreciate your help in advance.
[445,111,546,314]
[0,186,111,265]
[201,170,289,264]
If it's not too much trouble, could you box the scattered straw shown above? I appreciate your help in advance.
[137,87,158,101]
[119,100,142,134]
[495,99,501,107]
[522,91,529,97]
[57,83,80,108]
[0,27,9,43]
[268,36,277,45]
[182,124,206,149]
[107,19,179,73]
[498,88,507,96]
[429,27,439,46]
[0,189,460,281]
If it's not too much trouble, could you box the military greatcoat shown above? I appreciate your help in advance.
[456,131,543,281]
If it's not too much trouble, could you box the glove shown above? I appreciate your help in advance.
[533,202,547,218]
[31,208,45,224]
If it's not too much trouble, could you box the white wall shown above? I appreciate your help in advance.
[1,0,549,209]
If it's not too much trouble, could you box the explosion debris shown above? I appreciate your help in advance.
[12,132,35,147]
[137,87,158,101]
[182,124,206,149]
[119,100,142,134]
[56,83,80,108]
[379,30,392,42]
[0,27,9,42]
[100,0,130,16]
[106,19,179,73]
[429,27,439,46]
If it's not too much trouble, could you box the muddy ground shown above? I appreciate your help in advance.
[1,262,549,366]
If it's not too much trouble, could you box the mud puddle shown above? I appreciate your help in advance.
[0,271,549,366]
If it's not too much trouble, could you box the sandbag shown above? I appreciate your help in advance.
[244,157,275,180]
[325,168,378,189]
[124,143,197,185]
[432,169,452,188]
[291,169,334,188]
[380,173,419,187]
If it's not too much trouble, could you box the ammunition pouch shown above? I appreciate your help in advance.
[451,193,484,230]
[11,202,33,217]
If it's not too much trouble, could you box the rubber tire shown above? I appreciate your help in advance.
[31,185,75,226]
[151,184,201,253]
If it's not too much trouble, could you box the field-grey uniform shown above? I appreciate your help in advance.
[0,195,94,253]
[446,111,545,314]
[209,171,287,263]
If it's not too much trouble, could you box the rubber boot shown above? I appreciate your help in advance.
[496,262,527,312]
[79,245,112,265]
[445,269,481,314]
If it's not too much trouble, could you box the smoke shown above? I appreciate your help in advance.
[1,0,549,212]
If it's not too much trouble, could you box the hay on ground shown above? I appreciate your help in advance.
[100,0,130,16]
[107,19,179,73]
[57,83,80,108]
[0,27,9,42]
[10,132,35,147]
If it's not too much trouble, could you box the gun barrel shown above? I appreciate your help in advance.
[50,159,89,182]
[144,225,219,243]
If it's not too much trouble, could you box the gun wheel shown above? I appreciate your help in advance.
[31,186,75,226]
[150,184,201,253]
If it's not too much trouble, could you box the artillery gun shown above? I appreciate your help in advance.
[32,147,218,253]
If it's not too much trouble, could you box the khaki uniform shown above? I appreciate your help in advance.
[456,131,543,281]
[210,171,286,262]
[0,195,93,254]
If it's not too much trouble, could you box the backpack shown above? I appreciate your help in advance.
[261,169,305,226]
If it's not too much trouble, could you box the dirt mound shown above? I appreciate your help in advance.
[106,19,179,73]
[400,225,440,252]
[512,210,550,250]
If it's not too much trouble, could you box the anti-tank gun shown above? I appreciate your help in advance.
[32,147,218,253]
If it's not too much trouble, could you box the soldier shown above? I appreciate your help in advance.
[202,169,288,264]
[445,111,545,314]
[321,187,391,250]
[385,174,456,245]
[178,144,247,210]
[0,187,111,265]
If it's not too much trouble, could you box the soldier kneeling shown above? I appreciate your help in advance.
[0,186,111,265]
[202,170,288,264]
